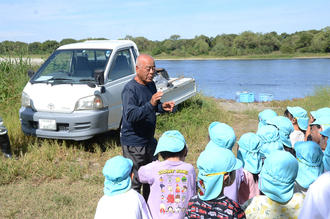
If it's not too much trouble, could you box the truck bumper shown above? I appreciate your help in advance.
[19,107,109,141]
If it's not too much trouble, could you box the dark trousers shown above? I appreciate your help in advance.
[0,133,12,155]
[122,142,158,202]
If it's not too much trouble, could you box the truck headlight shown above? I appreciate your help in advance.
[74,95,103,110]
[21,92,31,107]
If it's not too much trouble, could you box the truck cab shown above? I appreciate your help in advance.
[19,40,196,141]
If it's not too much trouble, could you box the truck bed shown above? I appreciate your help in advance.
[156,77,197,106]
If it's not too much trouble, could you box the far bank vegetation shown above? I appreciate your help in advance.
[1,27,330,58]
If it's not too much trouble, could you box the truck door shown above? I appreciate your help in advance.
[104,48,135,130]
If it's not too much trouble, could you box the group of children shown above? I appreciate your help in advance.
[94,106,330,219]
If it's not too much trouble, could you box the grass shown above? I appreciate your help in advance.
[1,56,330,218]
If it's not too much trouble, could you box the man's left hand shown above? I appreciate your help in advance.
[162,101,175,112]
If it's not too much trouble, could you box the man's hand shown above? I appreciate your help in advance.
[150,91,164,106]
[162,101,175,112]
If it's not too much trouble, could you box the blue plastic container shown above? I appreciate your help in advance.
[259,93,274,102]
[239,92,255,103]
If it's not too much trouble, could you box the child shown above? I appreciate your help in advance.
[319,127,330,171]
[305,107,330,141]
[242,151,304,218]
[267,116,295,156]
[138,130,196,219]
[206,121,244,203]
[185,147,246,219]
[94,156,152,219]
[298,171,330,218]
[258,109,277,129]
[256,125,283,159]
[293,141,324,195]
[309,116,330,147]
[284,106,308,147]
[237,133,263,204]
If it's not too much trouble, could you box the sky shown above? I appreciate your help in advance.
[0,0,329,44]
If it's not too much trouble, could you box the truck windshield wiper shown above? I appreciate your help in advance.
[79,78,95,82]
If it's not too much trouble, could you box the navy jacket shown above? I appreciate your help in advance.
[120,78,164,146]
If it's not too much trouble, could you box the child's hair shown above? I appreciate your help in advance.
[284,109,292,119]
[252,173,259,183]
[284,109,306,134]
[160,145,187,160]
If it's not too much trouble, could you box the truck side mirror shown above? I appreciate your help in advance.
[28,69,35,78]
[94,70,104,85]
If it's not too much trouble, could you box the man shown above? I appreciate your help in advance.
[120,54,175,200]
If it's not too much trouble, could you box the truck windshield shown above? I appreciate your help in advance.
[31,49,112,84]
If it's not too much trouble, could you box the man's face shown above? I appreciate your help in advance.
[319,135,328,150]
[311,125,322,144]
[136,57,155,85]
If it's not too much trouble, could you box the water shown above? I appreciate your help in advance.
[155,59,330,101]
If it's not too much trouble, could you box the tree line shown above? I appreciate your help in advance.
[1,27,330,57]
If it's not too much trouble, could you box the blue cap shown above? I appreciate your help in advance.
[103,156,133,197]
[154,130,186,156]
[287,106,309,131]
[267,116,294,148]
[197,147,242,201]
[295,141,324,189]
[323,138,330,171]
[310,116,330,132]
[256,125,283,157]
[310,107,330,120]
[206,122,236,151]
[259,150,298,203]
[237,133,263,174]
[258,109,277,129]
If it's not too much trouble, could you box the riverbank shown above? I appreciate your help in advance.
[2,52,329,66]
[1,87,330,218]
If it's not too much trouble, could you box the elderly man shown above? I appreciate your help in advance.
[120,54,175,200]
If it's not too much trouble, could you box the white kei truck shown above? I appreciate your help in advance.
[19,40,197,141]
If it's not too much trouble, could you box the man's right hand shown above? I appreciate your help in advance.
[150,91,163,106]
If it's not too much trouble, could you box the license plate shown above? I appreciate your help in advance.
[39,119,56,130]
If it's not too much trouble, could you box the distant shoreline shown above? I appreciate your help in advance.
[155,56,330,61]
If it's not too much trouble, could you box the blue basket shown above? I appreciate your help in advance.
[259,93,274,102]
[239,93,255,103]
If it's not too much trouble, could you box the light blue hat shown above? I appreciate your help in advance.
[103,156,133,197]
[323,138,330,171]
[154,130,186,156]
[295,141,324,189]
[309,116,330,132]
[256,125,283,157]
[259,150,298,203]
[310,107,330,120]
[197,147,242,201]
[320,128,330,171]
[267,116,294,148]
[287,106,309,131]
[258,109,277,130]
[237,133,263,174]
[206,122,236,151]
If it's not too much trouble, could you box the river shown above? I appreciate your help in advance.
[156,58,330,101]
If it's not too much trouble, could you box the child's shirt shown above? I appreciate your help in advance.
[94,189,152,219]
[224,167,245,203]
[138,160,196,219]
[238,169,260,204]
[184,195,246,219]
[242,193,305,219]
[290,130,305,148]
